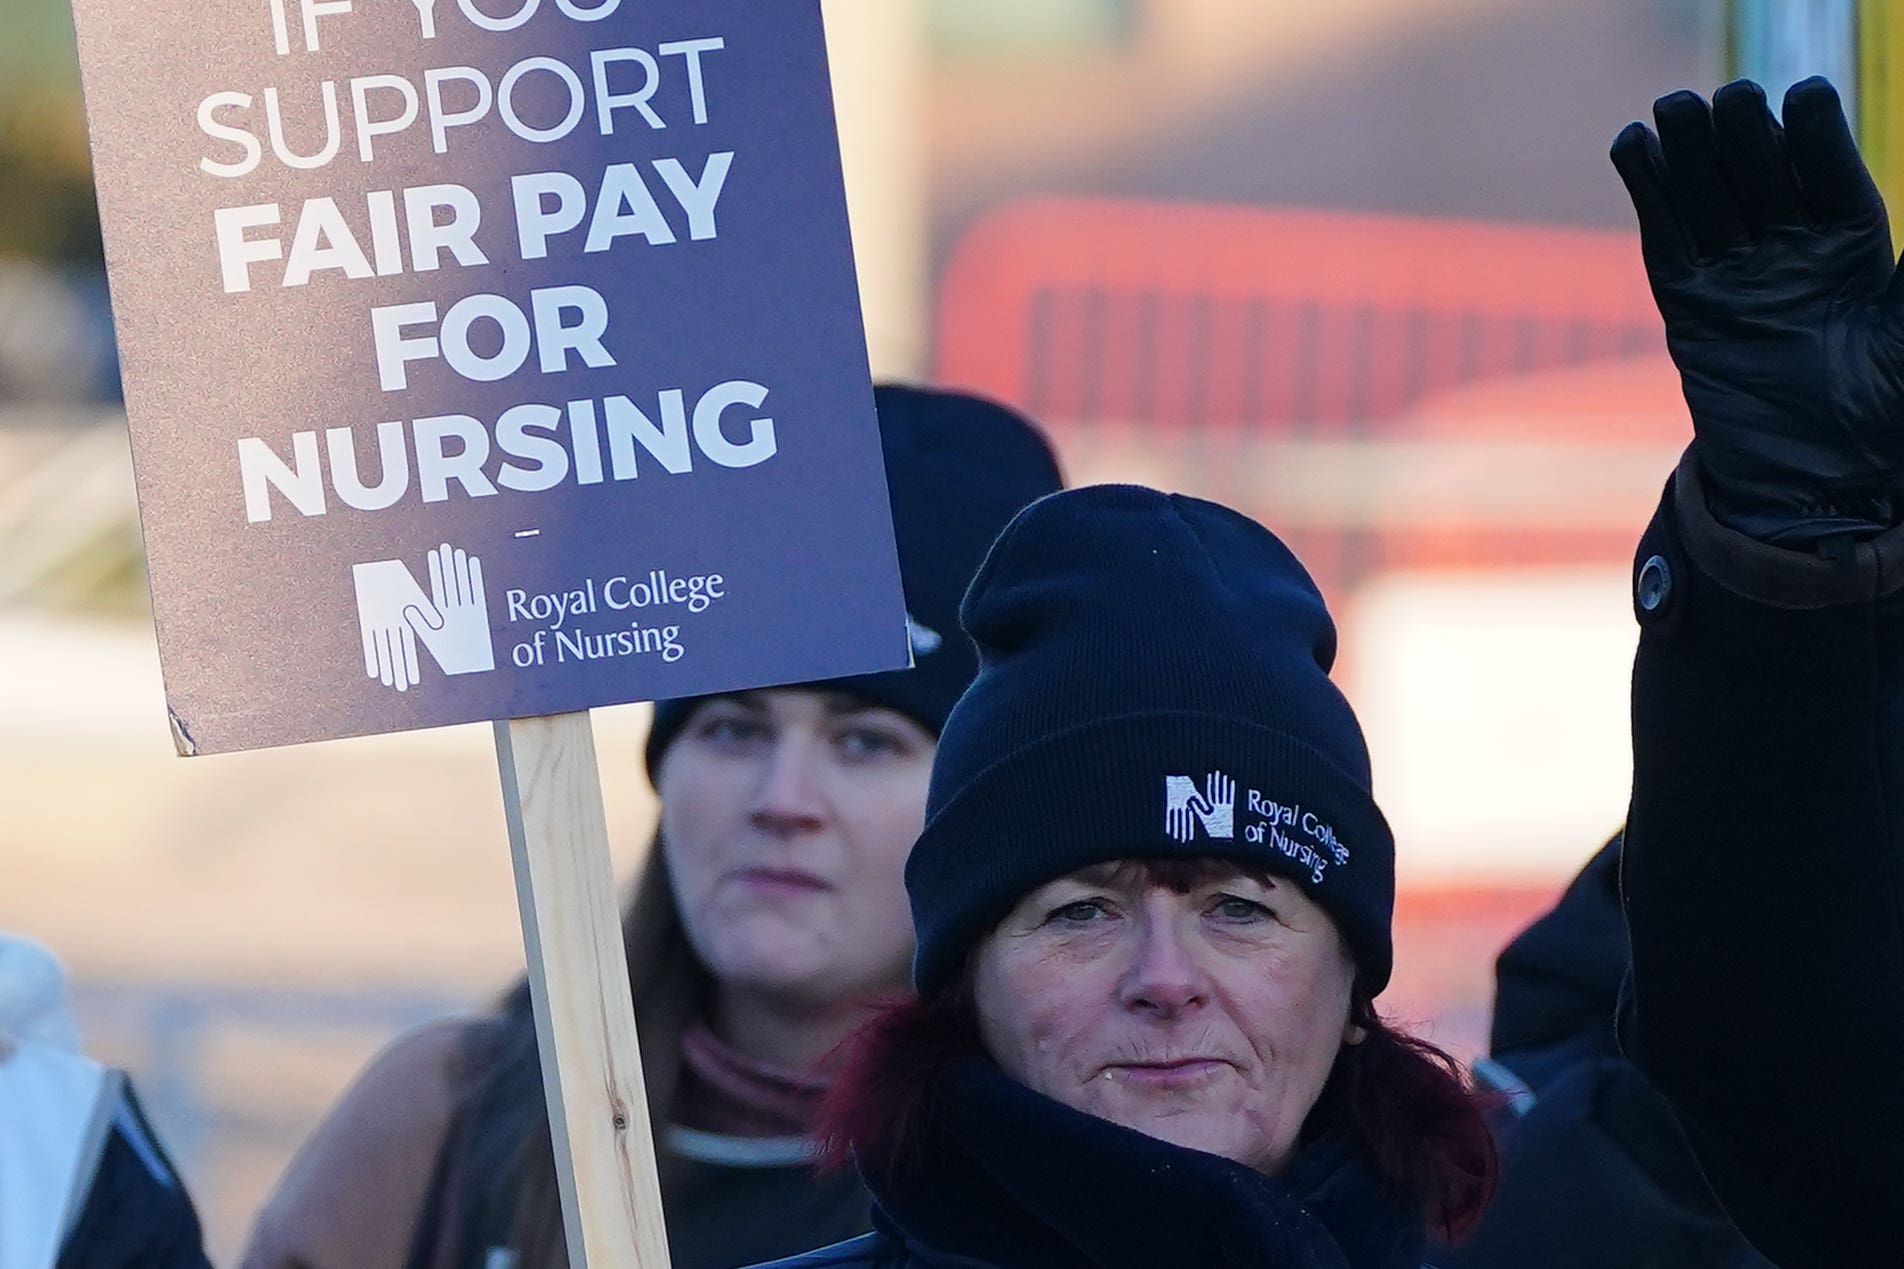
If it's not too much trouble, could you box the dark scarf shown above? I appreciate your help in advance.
[864,1057,1424,1269]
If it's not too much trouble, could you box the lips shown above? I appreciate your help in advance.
[730,867,831,893]
[1102,1057,1233,1087]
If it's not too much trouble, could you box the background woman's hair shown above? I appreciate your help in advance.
[438,835,712,1269]
[814,860,1499,1246]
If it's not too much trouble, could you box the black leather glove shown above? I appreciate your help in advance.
[1612,77,1904,549]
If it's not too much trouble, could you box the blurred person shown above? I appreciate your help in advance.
[0,932,212,1269]
[1430,838,1773,1269]
[239,384,1063,1269]
[745,484,1500,1269]
[1609,76,1904,1269]
[1430,78,1902,1269]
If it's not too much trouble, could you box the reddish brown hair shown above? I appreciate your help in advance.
[814,860,1498,1244]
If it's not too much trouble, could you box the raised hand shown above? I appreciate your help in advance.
[403,542,496,676]
[1201,771,1235,840]
[1611,77,1904,546]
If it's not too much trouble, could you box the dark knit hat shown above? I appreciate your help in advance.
[906,485,1395,997]
[645,384,1064,777]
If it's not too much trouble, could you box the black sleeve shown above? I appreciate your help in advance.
[56,1082,213,1269]
[1620,458,1904,1269]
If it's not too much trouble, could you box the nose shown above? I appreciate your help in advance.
[1118,904,1208,1019]
[747,732,828,837]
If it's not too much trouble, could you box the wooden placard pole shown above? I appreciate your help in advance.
[495,711,672,1269]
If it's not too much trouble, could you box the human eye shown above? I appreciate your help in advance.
[836,725,907,761]
[1044,898,1112,926]
[692,709,769,750]
[1209,893,1275,923]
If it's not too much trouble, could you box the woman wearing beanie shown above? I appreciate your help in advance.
[239,385,1063,1269]
[737,78,1904,1269]
[749,484,1498,1269]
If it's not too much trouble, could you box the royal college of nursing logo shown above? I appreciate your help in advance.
[1164,771,1235,843]
[351,543,497,693]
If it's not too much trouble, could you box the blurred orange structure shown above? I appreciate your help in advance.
[934,198,1691,597]
[936,198,1668,432]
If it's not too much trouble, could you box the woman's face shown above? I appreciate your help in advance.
[657,689,935,1009]
[972,861,1359,1176]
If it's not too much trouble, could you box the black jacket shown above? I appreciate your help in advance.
[746,1057,1425,1269]
[1433,838,1772,1269]
[56,1081,211,1269]
[654,1131,871,1269]
[1620,463,1904,1269]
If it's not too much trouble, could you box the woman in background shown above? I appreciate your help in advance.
[240,384,1063,1269]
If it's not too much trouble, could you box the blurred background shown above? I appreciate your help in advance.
[1,0,1733,1260]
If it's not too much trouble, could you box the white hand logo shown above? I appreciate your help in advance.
[1199,771,1236,839]
[351,543,495,693]
[354,559,425,692]
[1164,772,1236,843]
[404,543,495,676]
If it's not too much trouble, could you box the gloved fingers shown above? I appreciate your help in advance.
[1654,90,1751,258]
[1784,76,1886,228]
[1611,121,1694,275]
[1711,79,1804,232]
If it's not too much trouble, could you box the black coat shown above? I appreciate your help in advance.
[1432,838,1772,1269]
[1620,463,1904,1269]
[745,1057,1426,1269]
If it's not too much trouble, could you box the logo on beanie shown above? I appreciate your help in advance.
[1164,772,1235,843]
[1245,791,1353,884]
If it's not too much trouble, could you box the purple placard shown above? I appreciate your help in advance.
[68,0,909,755]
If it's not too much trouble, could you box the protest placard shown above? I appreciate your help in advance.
[69,0,909,757]
[69,2,906,1262]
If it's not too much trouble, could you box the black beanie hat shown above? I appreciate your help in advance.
[645,384,1064,777]
[906,485,1395,997]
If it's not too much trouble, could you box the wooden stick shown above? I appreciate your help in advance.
[495,711,672,1269]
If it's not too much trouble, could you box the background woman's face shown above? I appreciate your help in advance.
[972,861,1358,1176]
[657,689,934,1010]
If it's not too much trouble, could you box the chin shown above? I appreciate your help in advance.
[702,930,832,989]
[1098,1101,1274,1170]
